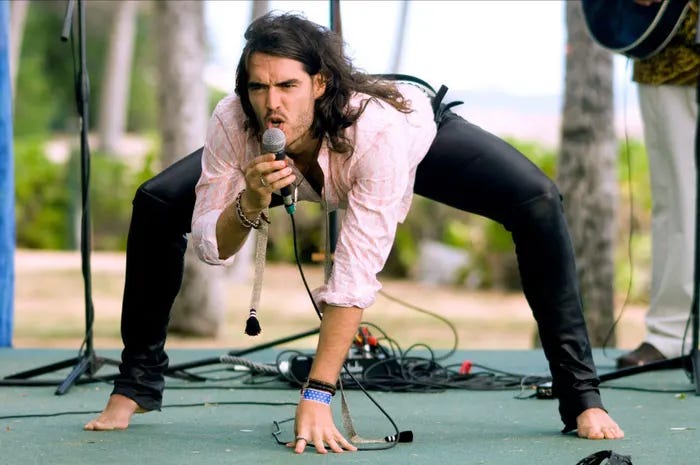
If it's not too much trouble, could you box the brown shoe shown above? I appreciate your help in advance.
[616,342,666,369]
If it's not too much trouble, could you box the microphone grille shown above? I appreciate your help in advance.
[262,127,286,153]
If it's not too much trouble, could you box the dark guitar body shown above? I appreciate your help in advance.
[582,0,692,59]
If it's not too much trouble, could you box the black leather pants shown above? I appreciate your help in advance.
[415,111,603,431]
[111,150,202,411]
[113,111,602,431]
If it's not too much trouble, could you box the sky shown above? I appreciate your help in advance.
[204,0,642,145]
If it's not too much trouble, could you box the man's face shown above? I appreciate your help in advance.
[246,52,326,153]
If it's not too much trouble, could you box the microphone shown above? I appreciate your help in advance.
[262,128,296,215]
[384,430,413,443]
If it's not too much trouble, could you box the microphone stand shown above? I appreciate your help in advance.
[2,0,119,394]
[600,35,700,394]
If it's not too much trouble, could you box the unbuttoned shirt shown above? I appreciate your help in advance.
[192,83,437,309]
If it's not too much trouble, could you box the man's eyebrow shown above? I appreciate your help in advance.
[276,78,300,86]
[247,78,300,88]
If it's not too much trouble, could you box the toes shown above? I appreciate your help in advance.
[580,429,604,440]
[84,420,112,431]
[604,427,624,439]
[84,420,100,431]
[578,425,623,440]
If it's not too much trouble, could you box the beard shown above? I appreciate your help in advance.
[257,101,317,155]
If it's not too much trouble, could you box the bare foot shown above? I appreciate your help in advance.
[84,394,148,431]
[576,408,624,440]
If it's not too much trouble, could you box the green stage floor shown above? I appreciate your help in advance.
[0,348,697,465]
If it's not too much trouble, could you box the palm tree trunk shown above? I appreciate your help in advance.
[250,0,270,21]
[98,0,138,154]
[557,2,618,345]
[154,0,225,337]
[9,0,29,102]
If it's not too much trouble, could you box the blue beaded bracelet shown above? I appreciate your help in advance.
[301,387,332,405]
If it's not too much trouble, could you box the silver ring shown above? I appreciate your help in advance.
[260,175,268,187]
[295,436,307,443]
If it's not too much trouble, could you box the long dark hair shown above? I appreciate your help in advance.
[234,12,411,155]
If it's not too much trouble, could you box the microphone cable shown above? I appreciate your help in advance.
[277,212,404,451]
[377,289,459,362]
[596,58,698,367]
[600,57,638,360]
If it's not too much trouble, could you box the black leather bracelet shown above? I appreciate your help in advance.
[302,378,337,396]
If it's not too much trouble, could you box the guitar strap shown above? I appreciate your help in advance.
[371,73,464,125]
[696,0,700,46]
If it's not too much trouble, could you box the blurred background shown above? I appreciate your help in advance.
[6,1,649,353]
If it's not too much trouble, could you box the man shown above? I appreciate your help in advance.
[616,0,699,369]
[85,12,623,452]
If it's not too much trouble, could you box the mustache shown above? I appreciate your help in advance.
[264,112,285,121]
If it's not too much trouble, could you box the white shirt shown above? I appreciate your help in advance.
[192,83,437,309]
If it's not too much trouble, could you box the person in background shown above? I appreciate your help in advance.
[85,12,624,452]
[616,0,700,369]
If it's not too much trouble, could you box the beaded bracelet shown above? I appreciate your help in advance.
[302,378,337,396]
[301,387,332,405]
[235,189,270,229]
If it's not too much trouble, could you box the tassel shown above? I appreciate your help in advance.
[246,213,268,337]
[244,308,261,336]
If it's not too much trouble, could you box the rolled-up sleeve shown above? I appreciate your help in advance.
[191,103,247,266]
[192,209,235,266]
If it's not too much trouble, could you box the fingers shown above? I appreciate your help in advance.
[310,433,341,454]
[291,396,357,454]
[247,154,294,193]
[286,436,310,454]
[258,166,293,191]
[285,436,314,454]
[287,432,357,454]
[335,435,358,452]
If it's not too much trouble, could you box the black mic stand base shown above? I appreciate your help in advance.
[599,350,700,395]
[601,30,700,397]
[693,349,700,394]
[3,352,121,395]
[0,0,123,397]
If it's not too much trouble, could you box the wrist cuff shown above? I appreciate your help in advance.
[301,388,332,405]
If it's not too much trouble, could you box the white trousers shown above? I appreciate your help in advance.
[638,84,697,358]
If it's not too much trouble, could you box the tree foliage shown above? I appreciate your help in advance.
[11,1,651,313]
[14,1,158,138]
[14,137,156,251]
[14,138,71,249]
